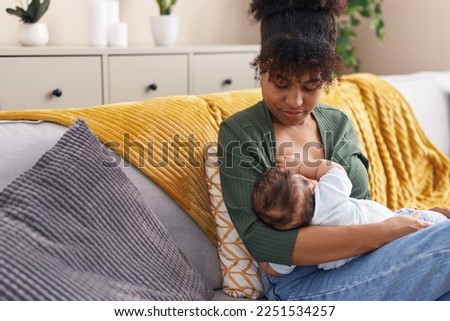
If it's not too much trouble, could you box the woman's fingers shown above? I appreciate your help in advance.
[428,206,450,218]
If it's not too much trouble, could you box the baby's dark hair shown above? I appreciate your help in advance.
[249,0,346,86]
[252,168,315,231]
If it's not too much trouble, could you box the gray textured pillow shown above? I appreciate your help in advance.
[0,119,213,301]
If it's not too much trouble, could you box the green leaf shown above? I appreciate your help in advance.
[34,0,50,23]
[157,0,167,15]
[27,0,39,22]
[338,0,385,71]
[6,0,50,23]
[156,0,177,15]
[375,3,382,15]
[350,15,361,27]
[5,8,25,20]
[360,8,371,17]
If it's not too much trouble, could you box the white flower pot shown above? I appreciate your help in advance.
[18,22,49,47]
[150,15,179,46]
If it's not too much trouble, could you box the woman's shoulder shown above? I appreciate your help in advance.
[220,101,271,131]
[224,100,267,121]
[315,103,350,118]
[314,103,353,128]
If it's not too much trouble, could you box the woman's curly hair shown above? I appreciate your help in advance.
[249,0,346,87]
[249,0,347,46]
[251,35,343,89]
[249,0,347,22]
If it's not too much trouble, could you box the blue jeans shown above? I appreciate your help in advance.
[261,221,450,300]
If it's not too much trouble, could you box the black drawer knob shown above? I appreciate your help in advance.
[223,79,233,86]
[52,88,63,97]
[148,83,158,91]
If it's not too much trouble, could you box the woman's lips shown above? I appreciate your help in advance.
[282,110,306,119]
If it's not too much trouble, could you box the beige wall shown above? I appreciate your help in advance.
[353,0,450,74]
[2,1,448,75]
[0,0,259,46]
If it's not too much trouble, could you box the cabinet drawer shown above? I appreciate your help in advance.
[192,52,257,94]
[0,56,102,110]
[108,54,188,102]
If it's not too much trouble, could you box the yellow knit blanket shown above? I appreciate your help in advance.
[0,74,449,244]
[320,74,450,209]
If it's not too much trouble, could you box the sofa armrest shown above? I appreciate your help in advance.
[382,71,450,157]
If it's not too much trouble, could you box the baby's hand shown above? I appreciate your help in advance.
[276,154,301,171]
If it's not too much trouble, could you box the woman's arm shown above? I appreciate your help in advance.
[290,215,432,265]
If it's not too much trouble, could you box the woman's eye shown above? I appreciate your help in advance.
[276,83,289,89]
[303,86,317,92]
[274,80,289,88]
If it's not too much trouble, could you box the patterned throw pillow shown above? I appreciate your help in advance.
[203,143,264,299]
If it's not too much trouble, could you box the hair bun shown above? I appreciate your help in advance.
[249,0,347,22]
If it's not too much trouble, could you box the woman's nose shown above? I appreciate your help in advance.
[285,89,303,108]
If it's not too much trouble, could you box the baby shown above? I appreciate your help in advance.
[252,159,448,272]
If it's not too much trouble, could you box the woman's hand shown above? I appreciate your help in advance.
[428,206,450,218]
[383,212,433,236]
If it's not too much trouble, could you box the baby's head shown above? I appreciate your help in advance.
[252,167,316,230]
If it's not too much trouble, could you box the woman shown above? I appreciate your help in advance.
[218,0,450,300]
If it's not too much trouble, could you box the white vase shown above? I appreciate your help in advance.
[150,15,179,46]
[89,0,108,47]
[18,22,49,46]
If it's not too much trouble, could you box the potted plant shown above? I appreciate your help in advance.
[151,0,179,46]
[337,0,385,71]
[6,0,51,46]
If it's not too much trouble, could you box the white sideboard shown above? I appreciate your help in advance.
[0,45,260,110]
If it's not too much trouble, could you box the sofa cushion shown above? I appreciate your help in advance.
[0,119,223,292]
[0,119,213,300]
[115,157,223,291]
[204,143,264,299]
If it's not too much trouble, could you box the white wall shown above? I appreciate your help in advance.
[0,0,259,46]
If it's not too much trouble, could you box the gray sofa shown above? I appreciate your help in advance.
[1,71,449,300]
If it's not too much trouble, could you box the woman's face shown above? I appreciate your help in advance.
[261,73,323,126]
